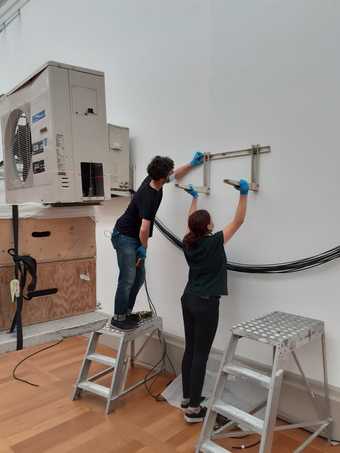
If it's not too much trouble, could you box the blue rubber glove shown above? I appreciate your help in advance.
[184,184,199,199]
[238,179,249,195]
[136,245,147,260]
[190,151,204,167]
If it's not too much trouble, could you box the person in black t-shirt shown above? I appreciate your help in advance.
[180,180,249,423]
[111,152,205,330]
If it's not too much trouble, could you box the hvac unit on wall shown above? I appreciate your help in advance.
[108,123,131,196]
[0,61,117,204]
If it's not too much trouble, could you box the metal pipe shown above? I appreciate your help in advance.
[209,145,271,161]
[133,328,159,361]
[321,333,333,442]
[293,421,330,453]
[213,430,256,439]
[110,368,163,400]
[274,419,329,432]
[291,350,322,417]
[88,366,115,382]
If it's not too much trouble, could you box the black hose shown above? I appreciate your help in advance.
[154,217,340,274]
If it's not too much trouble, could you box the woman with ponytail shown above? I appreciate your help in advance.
[180,180,249,423]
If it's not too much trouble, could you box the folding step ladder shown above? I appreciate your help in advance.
[196,311,332,453]
[72,316,164,414]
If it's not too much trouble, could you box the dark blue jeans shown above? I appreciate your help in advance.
[111,228,145,315]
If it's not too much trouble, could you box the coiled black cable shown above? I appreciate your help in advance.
[154,217,340,274]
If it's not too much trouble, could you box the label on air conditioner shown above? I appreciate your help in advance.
[32,138,48,155]
[33,160,45,174]
[32,110,46,124]
[56,133,66,172]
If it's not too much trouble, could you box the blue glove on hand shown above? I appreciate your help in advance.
[184,184,199,199]
[238,179,249,195]
[190,151,204,167]
[136,245,147,260]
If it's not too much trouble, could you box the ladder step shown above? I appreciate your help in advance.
[224,364,271,388]
[200,440,231,453]
[77,381,110,399]
[212,400,264,434]
[87,353,116,367]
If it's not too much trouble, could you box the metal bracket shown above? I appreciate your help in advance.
[176,144,271,195]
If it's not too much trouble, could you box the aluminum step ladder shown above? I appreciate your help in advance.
[196,311,332,453]
[72,315,164,414]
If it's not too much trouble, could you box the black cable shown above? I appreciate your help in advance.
[154,217,340,274]
[142,329,168,400]
[144,276,157,315]
[12,338,64,387]
[142,270,176,400]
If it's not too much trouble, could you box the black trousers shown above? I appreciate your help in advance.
[181,292,220,407]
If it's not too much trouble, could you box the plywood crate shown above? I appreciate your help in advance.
[0,217,95,266]
[0,217,96,330]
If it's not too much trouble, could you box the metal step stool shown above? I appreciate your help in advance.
[72,315,164,414]
[196,311,333,453]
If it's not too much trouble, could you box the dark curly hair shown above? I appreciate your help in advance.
[147,156,174,180]
[183,210,211,248]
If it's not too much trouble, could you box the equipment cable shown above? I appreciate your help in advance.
[142,269,176,400]
[12,338,64,387]
[154,218,340,274]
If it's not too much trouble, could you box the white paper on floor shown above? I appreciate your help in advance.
[162,369,267,418]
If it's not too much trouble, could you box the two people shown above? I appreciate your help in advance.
[111,152,249,425]
[111,152,205,330]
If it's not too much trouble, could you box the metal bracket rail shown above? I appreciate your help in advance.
[176,144,271,195]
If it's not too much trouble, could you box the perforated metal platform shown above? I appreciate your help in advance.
[231,311,324,350]
[100,316,162,341]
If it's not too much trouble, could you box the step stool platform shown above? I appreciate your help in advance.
[72,314,165,414]
[99,316,162,340]
[232,311,324,350]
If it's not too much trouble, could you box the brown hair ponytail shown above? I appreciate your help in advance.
[183,210,211,248]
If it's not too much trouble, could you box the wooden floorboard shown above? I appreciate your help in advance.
[0,336,337,452]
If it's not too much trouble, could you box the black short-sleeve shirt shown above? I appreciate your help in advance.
[115,176,163,240]
[183,231,228,297]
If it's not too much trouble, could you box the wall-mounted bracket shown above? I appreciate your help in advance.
[176,144,271,195]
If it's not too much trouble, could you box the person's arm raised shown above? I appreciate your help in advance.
[172,151,204,181]
[223,179,249,244]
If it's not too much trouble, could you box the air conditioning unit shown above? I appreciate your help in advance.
[0,61,112,204]
[108,124,132,195]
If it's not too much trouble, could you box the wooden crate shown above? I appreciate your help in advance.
[0,217,96,266]
[0,258,96,330]
[0,216,97,330]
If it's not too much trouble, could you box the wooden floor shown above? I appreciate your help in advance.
[0,336,337,453]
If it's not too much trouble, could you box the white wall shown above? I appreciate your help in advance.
[1,0,340,385]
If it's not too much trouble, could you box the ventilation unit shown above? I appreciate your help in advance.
[108,124,132,195]
[0,61,111,204]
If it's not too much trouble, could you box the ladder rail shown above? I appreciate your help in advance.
[196,334,240,453]
[71,331,100,400]
[259,347,285,453]
[321,333,332,443]
[106,335,128,414]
